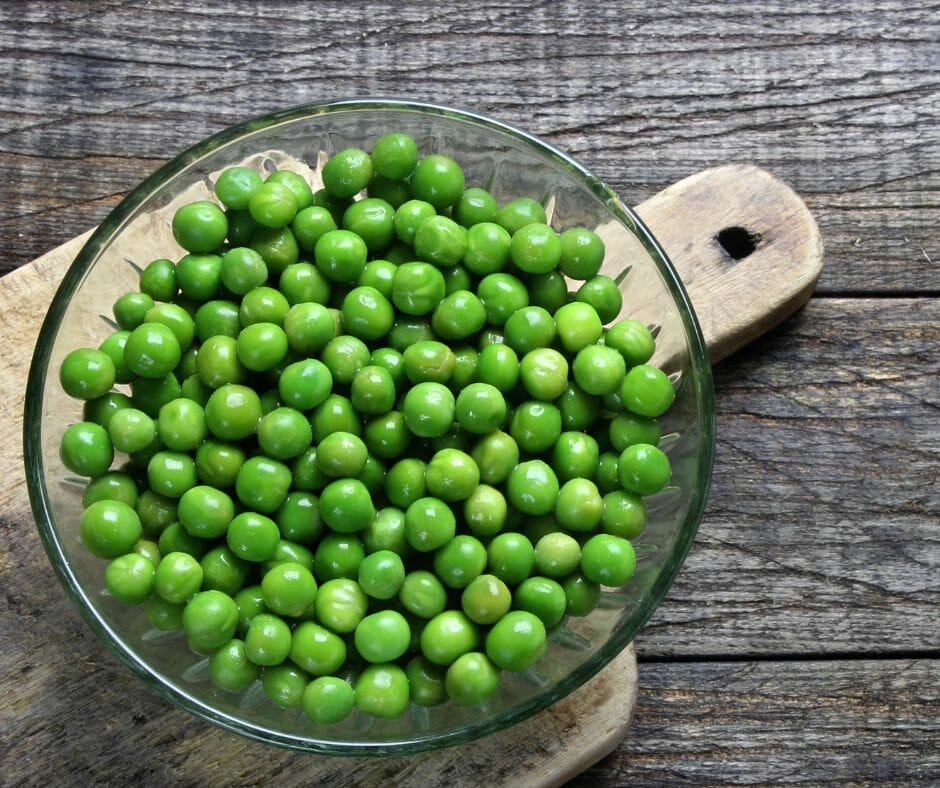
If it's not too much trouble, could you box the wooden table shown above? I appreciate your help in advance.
[1,2,937,783]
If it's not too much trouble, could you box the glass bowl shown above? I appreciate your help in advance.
[24,98,714,754]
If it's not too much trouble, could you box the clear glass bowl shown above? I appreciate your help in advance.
[24,98,714,754]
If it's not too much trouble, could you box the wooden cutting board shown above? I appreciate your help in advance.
[0,164,821,786]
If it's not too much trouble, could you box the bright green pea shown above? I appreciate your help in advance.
[509,400,562,454]
[602,490,647,538]
[402,382,455,439]
[406,655,448,707]
[147,451,197,499]
[154,550,203,604]
[572,344,627,396]
[313,533,366,582]
[575,274,623,324]
[455,187,498,227]
[227,512,280,562]
[311,394,361,441]
[463,221,511,275]
[371,132,418,180]
[172,200,228,253]
[363,411,412,459]
[555,478,604,532]
[261,561,317,618]
[314,577,368,634]
[494,197,546,235]
[59,348,116,401]
[485,610,546,672]
[445,651,500,706]
[620,364,676,418]
[609,411,661,451]
[355,663,409,719]
[341,285,394,341]
[290,621,347,675]
[177,484,234,539]
[342,197,395,252]
[414,214,468,267]
[618,443,671,495]
[475,343,520,394]
[391,261,446,316]
[322,147,373,200]
[210,638,261,692]
[404,497,456,553]
[504,306,555,354]
[176,254,222,301]
[98,330,134,385]
[470,430,519,485]
[195,336,245,389]
[431,290,486,341]
[320,335,370,386]
[605,318,655,367]
[318,478,374,533]
[113,292,155,331]
[433,534,487,589]
[534,532,582,578]
[104,552,155,604]
[82,471,138,509]
[291,206,338,254]
[399,570,447,619]
[215,166,263,211]
[144,595,185,631]
[107,408,156,455]
[248,181,298,228]
[200,545,250,596]
[509,223,561,274]
[559,227,605,280]
[461,573,511,625]
[581,533,637,586]
[283,302,335,356]
[124,322,182,379]
[354,610,411,663]
[563,571,601,616]
[183,590,239,652]
[384,458,427,510]
[235,455,292,513]
[220,246,268,295]
[204,384,262,441]
[258,406,312,460]
[267,169,313,211]
[514,576,567,627]
[156,398,206,452]
[195,440,245,488]
[262,663,310,709]
[410,154,465,210]
[315,229,368,282]
[507,460,559,517]
[302,675,355,724]
[420,610,479,666]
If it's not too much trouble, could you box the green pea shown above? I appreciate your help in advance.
[420,610,479,666]
[618,443,671,495]
[455,187,498,227]
[262,663,310,709]
[227,512,281,562]
[319,478,374,533]
[315,229,368,283]
[504,306,555,354]
[559,227,605,280]
[257,406,312,460]
[172,200,228,253]
[507,460,559,517]
[292,206,338,254]
[406,655,448,707]
[410,154,465,210]
[215,166,263,211]
[200,546,250,596]
[434,534,487,589]
[354,610,411,663]
[620,364,676,418]
[414,215,468,267]
[509,223,561,274]
[261,561,318,618]
[204,384,262,441]
[313,533,366,581]
[209,638,261,692]
[431,290,486,341]
[372,132,418,180]
[399,570,447,619]
[183,590,239,652]
[302,676,355,724]
[105,552,155,604]
[605,318,655,367]
[601,490,647,538]
[235,455,292,513]
[402,382,455,439]
[510,400,562,454]
[290,621,347,675]
[311,394,361,441]
[384,458,427,509]
[248,181,298,228]
[470,430,519,485]
[195,440,245,488]
[461,573,511,625]
[445,651,500,706]
[534,532,582,578]
[575,275,623,324]
[494,197,546,235]
[514,576,567,628]
[144,595,185,631]
[355,663,410,719]
[485,610,546,672]
[463,484,507,537]
[363,411,411,459]
[321,335,370,386]
[113,291,155,331]
[59,348,116,401]
[486,532,536,586]
[267,169,313,210]
[82,471,138,509]
[572,344,627,396]
[463,221,512,275]
[322,147,373,200]
[314,577,368,633]
[562,571,601,616]
[610,411,661,451]
[176,254,222,301]
[284,302,335,355]
[154,550,203,604]
[581,533,637,587]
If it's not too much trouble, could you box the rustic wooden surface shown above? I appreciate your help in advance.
[1,1,938,784]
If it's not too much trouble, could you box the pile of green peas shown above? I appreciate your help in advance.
[58,131,676,725]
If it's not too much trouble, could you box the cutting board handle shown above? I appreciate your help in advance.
[635,164,824,364]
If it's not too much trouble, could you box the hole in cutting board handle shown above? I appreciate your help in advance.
[716,226,761,260]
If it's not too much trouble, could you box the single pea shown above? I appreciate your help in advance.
[219,246,268,295]
[318,478,374,533]
[145,303,195,354]
[200,546,250,596]
[154,550,203,604]
[214,166,263,211]
[524,270,568,315]
[235,322,288,372]
[354,610,411,663]
[262,663,310,709]
[251,227,300,276]
[609,411,661,451]
[314,577,368,633]
[509,223,562,274]
[459,484,505,538]
[290,447,329,494]
[257,406,313,460]
[265,539,316,573]
[261,561,318,618]
[552,303,603,356]
[443,344,475,387]
[198,384,258,443]
[113,291,155,331]
[534,531,582,578]
[595,451,622,495]
[391,261,445,316]
[302,675,355,724]
[355,663,410,719]
[193,300,241,344]
[354,549,404,599]
[463,221,512,276]
[506,460,559,517]
[605,318,655,367]
[455,187,498,227]
[225,511,280,562]
[474,345,518,396]
[401,341,454,386]
[487,532,536,586]
[124,322,182,380]
[601,490,647,538]
[146,450,196,498]
[402,381,455,439]
[559,227,605,279]
[107,408,155,454]
[406,655,448,707]
[104,552,155,604]
[235,455,292,513]
[469,430,519,485]
[172,200,228,253]
[360,410,409,459]
[420,610,479,666]
[371,132,418,180]
[290,621,347,675]
[209,638,261,693]
[320,334,370,386]
[315,229,368,283]
[384,458,427,510]
[342,197,395,252]
[144,595,186,632]
[572,344,627,397]
[183,590,239,652]
[503,306,555,354]
[430,290,486,341]
[341,285,394,341]
[575,274,623,324]
[361,506,408,557]
[248,181,298,228]
[193,440,244,489]
[555,477,604,532]
[246,612,295,665]
[445,651,500,707]
[618,443,671,495]
[509,401,562,454]
[82,471,138,509]
[494,197,546,235]
[271,492,321,545]
[461,573,512,625]
[155,398,206,452]
[393,199,436,246]
[424,448,480,502]
[514,576,567,628]
[404,497,456,553]
[176,484,234,539]
[134,489,177,536]
[452,383,505,435]
[517,348,567,402]
[59,348,116,401]
[620,364,676,418]
[410,154,465,210]
[267,169,314,210]
[313,533,366,580]
[194,335,244,389]
[581,533,637,587]
[485,610,546,672]
[311,394,361,441]
[282,303,333,357]
[434,534,487,590]
[399,570,448,619]
[176,254,222,302]
[476,272,528,326]
[357,260,397,301]
[322,147,373,199]
[291,205,338,254]
[562,571,601,616]
[548,434,598,487]
[414,215,468,267]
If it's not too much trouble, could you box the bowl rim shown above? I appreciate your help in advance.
[24,96,715,755]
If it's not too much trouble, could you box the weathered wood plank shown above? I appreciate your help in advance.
[574,658,940,785]
[0,0,936,291]
[641,297,940,656]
